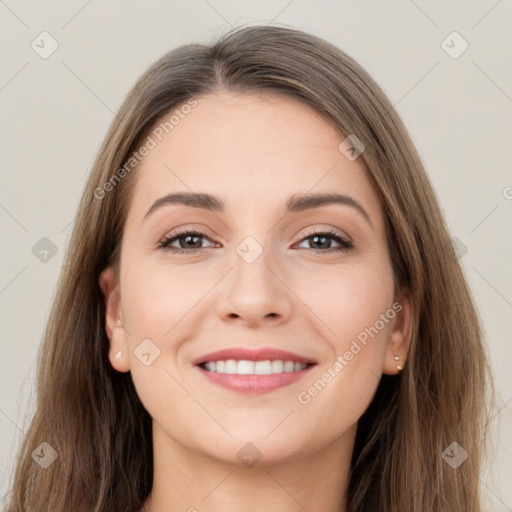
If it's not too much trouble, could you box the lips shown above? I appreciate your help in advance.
[192,347,317,393]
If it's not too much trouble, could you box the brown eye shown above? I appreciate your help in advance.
[296,230,353,253]
[158,230,216,253]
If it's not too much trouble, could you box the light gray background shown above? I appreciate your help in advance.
[1,0,511,509]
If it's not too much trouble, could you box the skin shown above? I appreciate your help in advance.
[99,89,412,512]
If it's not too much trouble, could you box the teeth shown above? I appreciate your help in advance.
[202,359,308,375]
[271,360,284,373]
[225,359,237,373]
[284,361,295,372]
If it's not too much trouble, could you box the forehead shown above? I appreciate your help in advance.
[127,90,384,227]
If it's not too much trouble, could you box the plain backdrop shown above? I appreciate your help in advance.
[0,0,511,509]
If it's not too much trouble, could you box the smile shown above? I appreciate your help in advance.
[200,359,310,374]
[193,347,317,393]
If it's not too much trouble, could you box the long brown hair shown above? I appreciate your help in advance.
[4,24,494,511]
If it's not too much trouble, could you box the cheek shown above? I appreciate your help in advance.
[292,266,395,439]
[119,261,194,431]
[118,258,188,383]
[121,259,208,338]
[119,259,219,411]
[298,261,395,345]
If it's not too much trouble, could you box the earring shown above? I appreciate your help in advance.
[116,319,122,326]
[115,350,122,359]
[394,355,403,372]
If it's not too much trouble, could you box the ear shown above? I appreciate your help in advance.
[382,289,413,375]
[99,265,130,373]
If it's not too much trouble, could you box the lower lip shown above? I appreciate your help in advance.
[196,364,316,393]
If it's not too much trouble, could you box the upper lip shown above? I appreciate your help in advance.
[192,347,317,366]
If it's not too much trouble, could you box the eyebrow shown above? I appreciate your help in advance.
[143,191,372,227]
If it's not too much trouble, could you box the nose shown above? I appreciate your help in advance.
[215,245,293,328]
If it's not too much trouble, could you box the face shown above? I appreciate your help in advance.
[100,89,412,466]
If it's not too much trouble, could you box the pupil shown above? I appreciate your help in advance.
[183,235,200,248]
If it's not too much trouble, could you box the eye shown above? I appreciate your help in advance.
[158,229,217,254]
[295,229,353,253]
[158,228,353,254]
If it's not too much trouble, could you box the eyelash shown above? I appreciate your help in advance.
[157,228,353,254]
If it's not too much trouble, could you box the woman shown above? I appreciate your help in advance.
[4,25,494,511]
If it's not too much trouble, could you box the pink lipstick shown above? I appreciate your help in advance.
[193,347,316,393]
